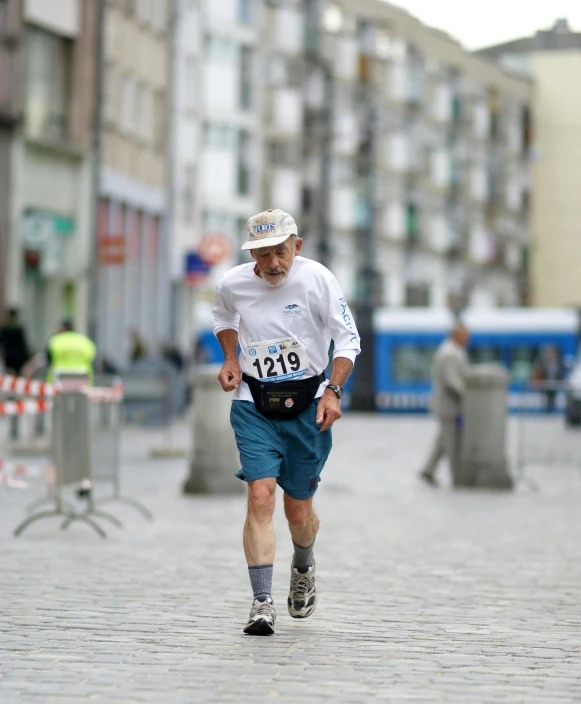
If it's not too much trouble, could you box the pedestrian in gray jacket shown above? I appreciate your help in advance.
[420,323,470,486]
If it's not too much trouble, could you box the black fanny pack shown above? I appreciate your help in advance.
[242,372,325,419]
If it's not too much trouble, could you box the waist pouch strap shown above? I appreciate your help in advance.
[241,372,325,419]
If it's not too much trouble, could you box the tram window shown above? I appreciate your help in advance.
[467,346,502,364]
[510,346,541,382]
[393,345,437,383]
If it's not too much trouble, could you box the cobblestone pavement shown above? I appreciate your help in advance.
[1,414,581,703]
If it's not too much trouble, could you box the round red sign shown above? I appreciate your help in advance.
[198,233,231,266]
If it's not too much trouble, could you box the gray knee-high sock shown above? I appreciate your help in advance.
[248,565,273,601]
[292,539,315,571]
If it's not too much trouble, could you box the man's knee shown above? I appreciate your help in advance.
[284,497,315,528]
[247,479,276,518]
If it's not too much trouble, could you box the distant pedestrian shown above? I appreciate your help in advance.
[129,329,148,363]
[47,319,97,382]
[533,345,565,413]
[419,323,470,487]
[0,308,30,376]
[162,342,184,372]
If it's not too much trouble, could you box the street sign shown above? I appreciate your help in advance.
[185,252,211,285]
[198,232,231,266]
[99,235,125,265]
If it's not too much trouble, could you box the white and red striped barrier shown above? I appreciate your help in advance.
[0,459,55,479]
[0,374,59,398]
[0,474,52,490]
[84,384,124,403]
[0,374,124,405]
[0,399,52,416]
[0,460,55,490]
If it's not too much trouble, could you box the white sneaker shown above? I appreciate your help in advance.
[243,597,276,636]
[287,560,317,619]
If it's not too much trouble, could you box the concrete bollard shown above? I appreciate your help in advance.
[183,365,244,495]
[457,364,514,490]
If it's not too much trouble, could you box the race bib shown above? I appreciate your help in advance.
[245,337,310,382]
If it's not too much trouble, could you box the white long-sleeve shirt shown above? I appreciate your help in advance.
[213,256,361,402]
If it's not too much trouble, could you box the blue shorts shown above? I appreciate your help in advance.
[230,400,332,500]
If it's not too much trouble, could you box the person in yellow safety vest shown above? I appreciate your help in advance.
[47,319,97,383]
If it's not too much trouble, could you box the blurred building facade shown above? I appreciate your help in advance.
[97,0,171,366]
[312,0,533,309]
[176,0,533,317]
[477,19,581,309]
[0,0,97,350]
[170,0,263,353]
[0,0,542,364]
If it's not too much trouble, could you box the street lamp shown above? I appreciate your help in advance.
[350,48,380,412]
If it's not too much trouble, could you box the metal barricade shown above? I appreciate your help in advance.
[1,371,152,538]
[88,376,152,520]
[514,382,581,483]
[12,372,123,538]
[121,372,171,426]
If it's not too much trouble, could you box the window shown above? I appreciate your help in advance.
[239,0,253,24]
[0,0,8,34]
[237,130,251,196]
[510,346,541,383]
[151,0,167,33]
[205,34,237,62]
[137,82,153,141]
[468,346,502,365]
[239,45,253,110]
[393,345,437,383]
[268,141,298,169]
[123,0,135,17]
[183,165,196,224]
[153,89,167,149]
[104,62,119,125]
[406,202,419,240]
[136,0,151,25]
[204,122,235,149]
[405,284,429,307]
[120,73,135,133]
[184,56,196,110]
[25,27,72,141]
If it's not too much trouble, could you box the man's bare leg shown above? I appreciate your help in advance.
[284,494,319,618]
[243,478,277,635]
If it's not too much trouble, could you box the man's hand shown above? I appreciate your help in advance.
[316,389,342,432]
[218,360,241,392]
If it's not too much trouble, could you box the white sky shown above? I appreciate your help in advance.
[385,0,581,50]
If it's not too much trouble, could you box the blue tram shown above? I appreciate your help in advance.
[196,307,580,413]
[374,308,580,413]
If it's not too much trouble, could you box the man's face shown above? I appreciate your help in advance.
[453,326,470,347]
[251,237,302,287]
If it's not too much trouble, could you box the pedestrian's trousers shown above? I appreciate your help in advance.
[422,418,461,479]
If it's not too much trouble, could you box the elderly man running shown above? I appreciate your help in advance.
[213,209,360,636]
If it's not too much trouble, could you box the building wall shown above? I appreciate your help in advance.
[530,51,581,307]
[9,0,96,350]
[98,0,171,365]
[0,0,23,320]
[324,0,532,309]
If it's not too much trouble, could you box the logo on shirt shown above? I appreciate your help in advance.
[268,345,277,354]
[283,304,302,317]
[248,348,257,356]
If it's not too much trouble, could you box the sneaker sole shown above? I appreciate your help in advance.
[288,595,318,619]
[243,618,275,636]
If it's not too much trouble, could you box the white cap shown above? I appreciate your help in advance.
[241,209,298,251]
